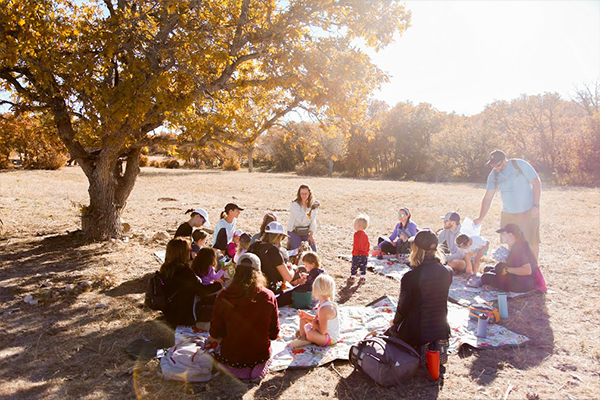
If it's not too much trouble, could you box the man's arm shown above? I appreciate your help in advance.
[474,189,496,226]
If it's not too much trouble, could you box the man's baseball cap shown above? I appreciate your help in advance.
[409,230,438,251]
[487,150,507,166]
[441,211,461,224]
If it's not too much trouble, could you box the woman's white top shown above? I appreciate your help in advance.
[319,300,340,342]
[211,218,237,247]
[287,201,317,234]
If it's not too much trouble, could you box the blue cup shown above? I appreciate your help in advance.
[498,292,509,319]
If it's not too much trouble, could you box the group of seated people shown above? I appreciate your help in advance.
[154,186,539,382]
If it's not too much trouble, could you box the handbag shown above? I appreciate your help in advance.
[294,226,310,236]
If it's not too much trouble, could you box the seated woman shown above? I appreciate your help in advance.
[208,253,280,382]
[160,238,222,326]
[376,207,418,255]
[174,208,210,239]
[386,230,452,348]
[480,223,537,293]
[212,203,244,254]
[251,212,278,244]
[287,184,319,251]
[248,221,306,297]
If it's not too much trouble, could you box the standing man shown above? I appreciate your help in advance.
[473,150,541,260]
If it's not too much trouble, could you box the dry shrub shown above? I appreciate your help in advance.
[222,157,240,171]
[0,157,12,170]
[160,159,180,169]
[183,160,204,169]
[139,154,149,167]
[23,148,67,170]
[149,160,160,167]
[296,161,329,176]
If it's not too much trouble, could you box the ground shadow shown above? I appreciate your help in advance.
[253,368,311,400]
[467,292,554,385]
[104,272,153,298]
[337,280,361,304]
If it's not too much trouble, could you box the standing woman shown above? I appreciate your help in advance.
[212,203,244,253]
[386,230,452,348]
[159,238,222,326]
[376,207,418,255]
[287,184,319,251]
[174,208,210,238]
[208,253,280,382]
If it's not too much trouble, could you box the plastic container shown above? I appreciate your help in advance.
[498,292,509,319]
[477,314,488,338]
[426,349,440,381]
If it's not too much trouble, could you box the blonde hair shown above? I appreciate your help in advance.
[408,242,445,267]
[260,232,285,245]
[354,214,369,230]
[301,251,320,268]
[312,274,336,300]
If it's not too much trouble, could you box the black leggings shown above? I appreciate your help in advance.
[213,228,228,252]
[481,265,535,293]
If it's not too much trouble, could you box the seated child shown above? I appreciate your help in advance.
[277,251,325,307]
[295,274,340,347]
[350,214,370,282]
[226,229,243,258]
[233,233,251,264]
[191,230,208,259]
[192,247,225,285]
[455,233,489,275]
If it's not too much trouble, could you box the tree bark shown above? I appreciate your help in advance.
[248,145,254,173]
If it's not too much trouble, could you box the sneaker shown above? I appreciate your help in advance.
[360,276,366,283]
[348,275,356,282]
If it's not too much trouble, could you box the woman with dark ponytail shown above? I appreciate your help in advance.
[212,203,244,253]
[480,223,537,292]
[174,208,210,239]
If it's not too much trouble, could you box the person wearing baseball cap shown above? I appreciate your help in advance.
[208,252,280,382]
[386,230,453,348]
[437,211,466,273]
[212,203,244,252]
[226,229,245,258]
[248,221,306,302]
[174,207,210,239]
[473,149,542,261]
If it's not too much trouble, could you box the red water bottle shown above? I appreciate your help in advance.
[426,348,440,381]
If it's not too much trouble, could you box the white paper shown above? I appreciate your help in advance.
[460,217,481,237]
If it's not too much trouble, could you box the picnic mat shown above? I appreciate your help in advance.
[171,296,529,372]
[338,254,533,305]
[154,250,166,264]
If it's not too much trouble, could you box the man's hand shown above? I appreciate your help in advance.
[473,217,483,226]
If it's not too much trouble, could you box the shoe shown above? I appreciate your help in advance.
[360,276,366,283]
[348,275,356,282]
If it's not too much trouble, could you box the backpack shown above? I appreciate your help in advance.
[494,159,524,189]
[160,342,217,383]
[468,303,500,324]
[349,334,420,387]
[145,271,177,311]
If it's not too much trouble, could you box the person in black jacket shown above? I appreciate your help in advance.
[387,230,452,347]
[159,238,222,326]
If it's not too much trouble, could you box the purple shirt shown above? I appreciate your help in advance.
[200,266,225,285]
[388,221,418,243]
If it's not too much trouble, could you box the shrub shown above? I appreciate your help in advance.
[164,159,180,169]
[296,162,329,177]
[223,157,240,171]
[139,154,149,167]
[149,160,160,167]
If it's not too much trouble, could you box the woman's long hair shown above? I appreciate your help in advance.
[229,263,267,300]
[191,247,217,277]
[160,238,190,278]
[259,212,278,236]
[408,242,445,268]
[260,232,285,245]
[294,184,314,208]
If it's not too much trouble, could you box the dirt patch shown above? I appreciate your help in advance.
[1,167,599,399]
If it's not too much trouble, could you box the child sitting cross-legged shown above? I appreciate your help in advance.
[291,274,340,347]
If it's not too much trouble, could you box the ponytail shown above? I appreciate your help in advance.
[220,210,227,219]
[185,208,194,214]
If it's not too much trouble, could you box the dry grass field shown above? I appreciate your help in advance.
[1,166,599,400]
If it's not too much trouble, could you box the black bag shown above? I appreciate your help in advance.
[349,333,420,387]
[145,271,176,311]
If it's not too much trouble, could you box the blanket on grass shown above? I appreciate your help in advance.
[338,254,534,305]
[170,296,529,372]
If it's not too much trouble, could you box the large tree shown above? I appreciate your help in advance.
[0,0,410,239]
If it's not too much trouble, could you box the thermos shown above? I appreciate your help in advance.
[476,314,488,338]
[498,292,509,319]
[426,347,440,381]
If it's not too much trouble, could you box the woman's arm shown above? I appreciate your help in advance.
[287,202,300,232]
[388,223,400,244]
[276,263,295,283]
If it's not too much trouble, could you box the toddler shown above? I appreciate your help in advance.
[234,232,252,264]
[278,251,325,307]
[350,214,370,282]
[297,274,340,346]
[226,229,243,258]
[192,247,225,285]
[190,230,208,259]
[455,233,490,275]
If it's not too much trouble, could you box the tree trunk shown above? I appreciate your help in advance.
[248,146,254,173]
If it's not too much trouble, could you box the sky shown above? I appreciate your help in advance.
[368,0,600,116]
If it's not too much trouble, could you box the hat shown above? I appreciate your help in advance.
[496,223,523,236]
[409,230,438,251]
[237,253,261,271]
[239,232,251,243]
[225,203,244,212]
[233,229,243,237]
[487,150,506,166]
[264,221,288,236]
[441,211,461,224]
[192,208,210,225]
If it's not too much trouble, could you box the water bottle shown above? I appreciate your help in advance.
[498,292,509,319]
[476,314,488,338]
[426,344,440,381]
